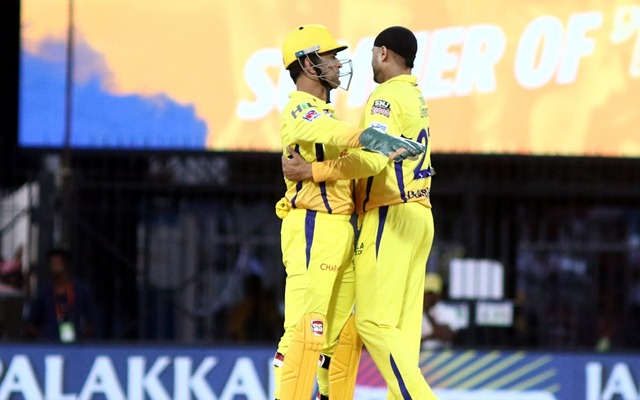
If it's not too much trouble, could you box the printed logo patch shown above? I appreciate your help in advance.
[320,263,338,271]
[371,99,391,117]
[291,102,315,119]
[370,121,388,133]
[407,188,431,199]
[311,319,324,336]
[302,109,321,122]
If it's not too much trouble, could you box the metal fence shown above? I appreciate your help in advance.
[2,151,640,351]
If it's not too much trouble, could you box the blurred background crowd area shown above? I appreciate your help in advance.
[2,151,640,351]
[2,0,640,351]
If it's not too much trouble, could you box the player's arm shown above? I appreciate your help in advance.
[423,313,455,343]
[282,146,387,182]
[311,149,388,182]
[286,106,423,161]
[286,110,361,148]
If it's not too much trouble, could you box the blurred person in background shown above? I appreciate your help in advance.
[24,248,99,343]
[0,244,26,340]
[0,244,24,291]
[421,273,456,350]
[227,273,283,343]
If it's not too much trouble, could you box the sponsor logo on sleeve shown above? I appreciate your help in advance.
[302,109,321,122]
[290,102,316,119]
[371,100,391,117]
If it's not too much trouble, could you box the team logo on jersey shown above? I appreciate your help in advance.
[302,109,321,122]
[371,99,391,117]
[310,319,324,336]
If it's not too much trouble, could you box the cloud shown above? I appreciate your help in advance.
[19,37,207,150]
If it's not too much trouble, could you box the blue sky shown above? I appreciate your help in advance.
[19,38,207,150]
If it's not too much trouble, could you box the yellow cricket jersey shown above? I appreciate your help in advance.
[279,91,362,216]
[312,75,433,214]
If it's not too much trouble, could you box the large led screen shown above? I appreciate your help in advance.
[19,0,640,156]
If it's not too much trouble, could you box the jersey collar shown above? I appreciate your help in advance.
[290,90,332,109]
[384,74,417,85]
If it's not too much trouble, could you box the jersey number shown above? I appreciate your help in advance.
[413,128,432,179]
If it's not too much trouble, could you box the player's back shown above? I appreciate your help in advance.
[355,75,433,213]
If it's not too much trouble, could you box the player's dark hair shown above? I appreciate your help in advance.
[288,60,303,82]
[288,53,323,83]
[48,247,71,265]
[374,26,417,68]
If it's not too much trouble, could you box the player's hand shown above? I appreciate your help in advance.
[358,128,425,162]
[282,146,313,181]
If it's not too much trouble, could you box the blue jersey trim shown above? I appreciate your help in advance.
[375,206,388,259]
[291,144,302,208]
[362,176,374,213]
[390,354,412,399]
[395,161,408,202]
[315,144,333,214]
[304,210,317,268]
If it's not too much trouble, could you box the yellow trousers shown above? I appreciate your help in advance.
[275,208,356,398]
[354,203,438,400]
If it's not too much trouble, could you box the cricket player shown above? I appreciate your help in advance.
[282,26,438,399]
[273,24,426,400]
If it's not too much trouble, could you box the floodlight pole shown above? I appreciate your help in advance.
[61,0,75,250]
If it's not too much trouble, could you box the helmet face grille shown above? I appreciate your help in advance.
[297,54,353,92]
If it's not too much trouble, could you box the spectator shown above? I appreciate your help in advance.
[24,248,98,342]
[1,244,24,291]
[0,245,25,340]
[227,274,283,343]
[421,273,457,350]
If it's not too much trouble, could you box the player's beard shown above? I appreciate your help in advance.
[320,68,340,89]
